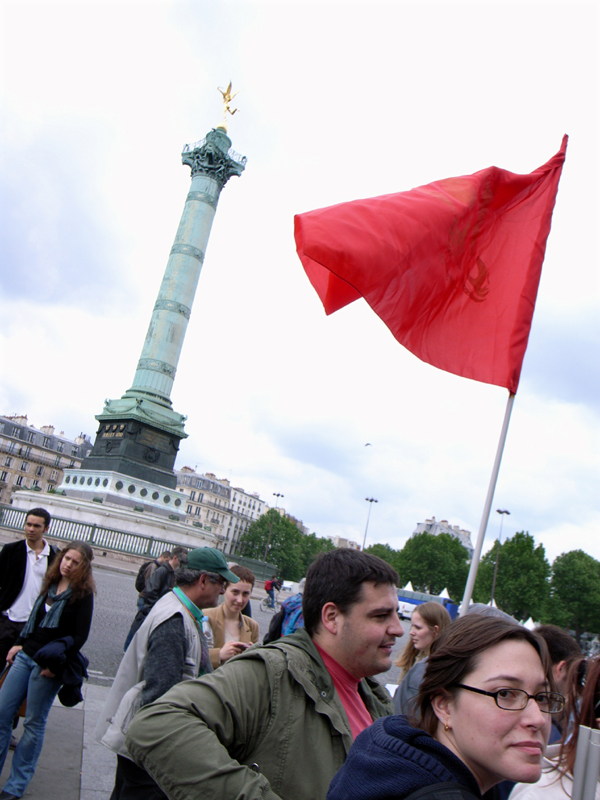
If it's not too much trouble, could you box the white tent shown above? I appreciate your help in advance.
[438,587,450,598]
[523,617,536,630]
[403,581,414,591]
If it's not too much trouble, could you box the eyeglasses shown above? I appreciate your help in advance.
[205,572,227,587]
[454,684,565,714]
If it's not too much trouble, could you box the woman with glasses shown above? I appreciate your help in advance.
[204,565,259,667]
[328,615,563,800]
[509,655,600,800]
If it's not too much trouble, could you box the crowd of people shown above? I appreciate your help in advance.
[0,505,598,800]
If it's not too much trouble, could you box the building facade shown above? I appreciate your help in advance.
[0,415,92,505]
[412,515,474,558]
[174,467,267,555]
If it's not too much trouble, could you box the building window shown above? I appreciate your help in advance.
[50,470,58,480]
[190,491,196,501]
[186,504,193,514]
[20,461,28,472]
[0,471,8,482]
[7,443,16,454]
[4,457,12,467]
[43,437,51,448]
[14,475,24,486]
[24,447,31,458]
[54,456,61,466]
[27,431,35,442]
[195,506,202,516]
[56,442,64,453]
[32,480,40,488]
[71,447,78,456]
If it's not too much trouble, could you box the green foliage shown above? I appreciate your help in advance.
[473,531,550,621]
[544,550,600,637]
[238,510,335,581]
[300,533,335,575]
[396,533,470,599]
[365,543,403,576]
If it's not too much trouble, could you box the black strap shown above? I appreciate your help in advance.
[403,782,480,800]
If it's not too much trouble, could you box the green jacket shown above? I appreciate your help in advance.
[125,628,393,800]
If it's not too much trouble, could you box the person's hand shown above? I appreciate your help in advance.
[39,668,56,678]
[219,641,250,663]
[6,646,22,665]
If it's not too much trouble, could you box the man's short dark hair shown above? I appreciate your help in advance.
[159,550,172,560]
[171,546,188,563]
[302,548,399,636]
[535,624,580,665]
[25,507,51,528]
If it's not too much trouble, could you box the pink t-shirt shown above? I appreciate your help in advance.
[315,643,373,740]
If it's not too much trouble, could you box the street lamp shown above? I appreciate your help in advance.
[362,498,378,551]
[263,492,284,563]
[490,509,510,605]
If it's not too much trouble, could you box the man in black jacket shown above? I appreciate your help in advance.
[124,546,188,650]
[0,507,59,671]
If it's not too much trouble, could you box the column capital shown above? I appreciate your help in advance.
[182,128,247,188]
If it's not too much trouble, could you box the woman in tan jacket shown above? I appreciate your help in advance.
[204,565,259,668]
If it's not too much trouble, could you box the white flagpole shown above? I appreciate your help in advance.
[459,392,516,616]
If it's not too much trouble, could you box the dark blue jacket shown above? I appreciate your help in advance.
[328,715,481,800]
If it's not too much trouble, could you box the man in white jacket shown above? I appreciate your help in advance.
[96,547,239,800]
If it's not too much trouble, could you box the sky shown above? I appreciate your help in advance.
[1,0,598,568]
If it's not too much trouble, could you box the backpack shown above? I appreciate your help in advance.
[264,579,274,592]
[404,782,481,800]
[134,560,153,593]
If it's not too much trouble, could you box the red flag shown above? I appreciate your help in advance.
[295,136,567,393]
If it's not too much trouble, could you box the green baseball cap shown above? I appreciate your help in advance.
[186,547,240,582]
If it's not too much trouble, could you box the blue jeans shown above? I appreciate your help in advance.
[0,650,62,797]
[267,589,275,608]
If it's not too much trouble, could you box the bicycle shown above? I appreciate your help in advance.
[260,594,282,613]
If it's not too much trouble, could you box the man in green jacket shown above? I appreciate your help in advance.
[125,548,402,800]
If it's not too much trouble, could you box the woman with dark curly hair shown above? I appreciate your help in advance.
[0,541,95,799]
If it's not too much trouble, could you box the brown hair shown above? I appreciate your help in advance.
[416,614,551,735]
[395,602,452,678]
[42,541,96,600]
[229,564,255,587]
[534,624,580,666]
[558,656,600,776]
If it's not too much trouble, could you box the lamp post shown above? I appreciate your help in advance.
[263,492,284,563]
[490,509,510,605]
[362,498,378,551]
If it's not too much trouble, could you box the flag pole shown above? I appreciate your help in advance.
[459,392,516,616]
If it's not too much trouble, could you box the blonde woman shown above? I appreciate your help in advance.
[396,602,451,680]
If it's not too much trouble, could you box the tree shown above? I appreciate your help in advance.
[544,550,600,638]
[365,543,402,576]
[299,533,335,576]
[473,531,550,621]
[238,509,304,580]
[396,533,470,599]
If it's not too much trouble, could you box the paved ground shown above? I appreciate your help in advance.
[0,543,408,798]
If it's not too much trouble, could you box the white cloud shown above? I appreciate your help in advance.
[1,0,598,567]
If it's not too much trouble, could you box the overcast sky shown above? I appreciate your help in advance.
[1,0,598,566]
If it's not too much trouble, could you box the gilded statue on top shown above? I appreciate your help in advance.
[217,82,239,131]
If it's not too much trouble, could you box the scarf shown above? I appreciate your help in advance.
[20,584,73,640]
[172,587,212,677]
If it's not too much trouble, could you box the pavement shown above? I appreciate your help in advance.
[0,542,272,799]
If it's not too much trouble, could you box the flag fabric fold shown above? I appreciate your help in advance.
[294,136,567,393]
